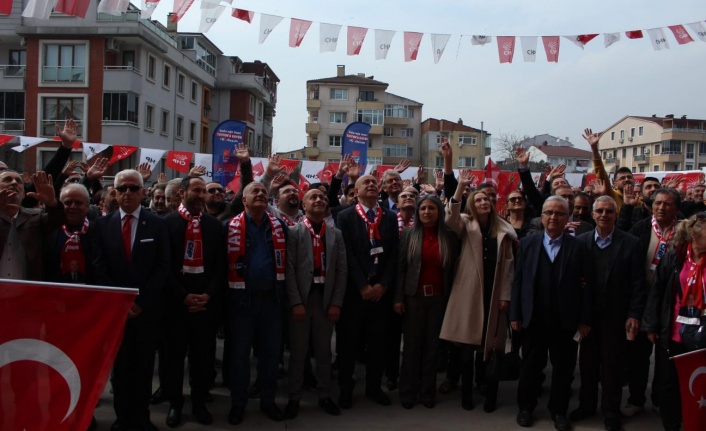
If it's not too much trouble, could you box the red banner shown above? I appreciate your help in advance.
[497,36,516,63]
[626,30,644,39]
[54,0,91,18]
[232,8,254,23]
[669,25,695,44]
[0,0,11,15]
[166,150,193,173]
[347,26,368,55]
[403,32,423,62]
[542,36,560,62]
[289,18,312,47]
[108,145,138,165]
[0,280,136,431]
[673,348,706,431]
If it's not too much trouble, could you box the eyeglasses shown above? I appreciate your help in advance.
[207,187,225,194]
[593,208,615,214]
[542,210,568,217]
[508,197,524,203]
[115,185,141,193]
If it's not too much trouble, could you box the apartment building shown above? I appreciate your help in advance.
[420,118,491,170]
[525,143,592,173]
[305,65,422,165]
[598,115,706,173]
[0,1,277,173]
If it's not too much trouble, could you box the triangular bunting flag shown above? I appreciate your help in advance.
[431,34,451,64]
[0,135,16,145]
[259,14,284,44]
[198,5,225,33]
[54,0,91,18]
[108,145,138,165]
[542,36,560,62]
[347,26,368,56]
[166,150,193,173]
[320,23,342,52]
[604,32,621,48]
[96,0,130,16]
[563,34,598,49]
[497,36,516,63]
[11,136,49,153]
[646,28,670,50]
[668,25,694,45]
[625,30,644,39]
[521,36,538,62]
[375,29,395,60]
[193,153,213,182]
[0,0,12,15]
[289,18,313,48]
[403,32,423,62]
[471,35,492,45]
[22,0,58,19]
[232,8,254,23]
[83,143,110,160]
[139,148,166,171]
[172,0,195,22]
[687,22,706,42]
[141,0,161,19]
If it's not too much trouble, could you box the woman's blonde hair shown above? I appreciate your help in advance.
[464,190,501,238]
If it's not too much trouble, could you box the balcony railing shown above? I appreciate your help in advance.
[634,155,649,162]
[97,10,178,49]
[103,65,142,76]
[604,157,616,164]
[0,65,26,77]
[663,128,706,134]
[43,66,85,83]
[0,119,25,133]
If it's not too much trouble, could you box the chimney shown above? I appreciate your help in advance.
[357,73,365,77]
[666,114,674,118]
[337,65,345,77]
[166,13,178,35]
[682,115,687,119]
[542,141,548,146]
[458,118,463,125]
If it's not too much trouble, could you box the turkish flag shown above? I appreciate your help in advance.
[54,0,91,18]
[0,280,136,431]
[0,0,12,15]
[166,150,193,173]
[484,157,502,188]
[673,348,706,431]
[626,30,644,39]
[108,145,138,165]
[232,8,254,23]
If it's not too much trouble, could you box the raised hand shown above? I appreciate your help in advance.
[394,159,410,173]
[235,143,250,162]
[582,128,601,148]
[56,118,78,148]
[416,164,426,183]
[458,169,475,189]
[61,160,80,177]
[21,172,32,185]
[440,137,452,158]
[87,157,109,180]
[135,162,152,182]
[157,172,168,184]
[548,164,566,179]
[420,183,437,195]
[189,165,207,178]
[622,185,639,206]
[347,158,361,180]
[266,153,281,176]
[593,178,607,196]
[434,169,444,190]
[664,175,684,189]
[270,173,288,191]
[337,154,352,178]
[26,171,57,206]
[516,147,530,167]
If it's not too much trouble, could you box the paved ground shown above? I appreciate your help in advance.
[93,341,665,431]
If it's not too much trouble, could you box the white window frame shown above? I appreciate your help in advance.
[147,54,157,82]
[39,40,89,88]
[401,128,414,138]
[638,126,644,136]
[367,156,383,166]
[458,157,476,168]
[247,130,254,146]
[329,112,348,124]
[383,127,394,137]
[38,93,87,138]
[249,96,255,115]
[329,88,348,100]
[329,136,342,147]
[458,134,476,145]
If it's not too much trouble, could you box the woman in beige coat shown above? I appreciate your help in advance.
[439,169,516,412]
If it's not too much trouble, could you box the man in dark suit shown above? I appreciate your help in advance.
[336,174,398,408]
[283,188,347,419]
[527,185,593,236]
[162,176,225,428]
[92,169,170,431]
[510,196,593,431]
[571,196,646,431]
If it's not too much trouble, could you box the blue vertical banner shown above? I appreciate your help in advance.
[212,120,247,186]
[341,121,371,168]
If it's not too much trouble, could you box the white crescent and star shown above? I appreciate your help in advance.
[0,338,81,422]
[689,366,706,410]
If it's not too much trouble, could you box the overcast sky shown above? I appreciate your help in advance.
[139,0,706,157]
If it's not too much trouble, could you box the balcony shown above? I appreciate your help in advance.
[370,125,384,135]
[307,99,321,110]
[104,66,144,91]
[42,66,85,83]
[304,146,320,158]
[604,157,616,164]
[305,123,320,134]
[1,65,25,78]
[0,119,25,133]
[356,101,384,111]
[384,117,408,126]
[634,155,649,162]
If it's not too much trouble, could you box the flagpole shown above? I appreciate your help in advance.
[0,278,139,295]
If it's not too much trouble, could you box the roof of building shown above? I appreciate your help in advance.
[422,118,486,134]
[307,74,389,87]
[600,115,666,133]
[519,134,573,148]
[530,144,592,158]
[385,92,423,106]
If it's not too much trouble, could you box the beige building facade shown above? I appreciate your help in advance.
[420,118,491,170]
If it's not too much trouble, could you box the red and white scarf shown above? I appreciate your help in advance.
[282,212,304,227]
[303,217,326,284]
[178,204,204,274]
[227,211,286,289]
[355,203,382,242]
[684,243,706,310]
[397,213,415,236]
[650,216,675,269]
[61,217,89,276]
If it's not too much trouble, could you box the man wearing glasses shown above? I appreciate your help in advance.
[511,196,593,431]
[204,181,231,221]
[572,196,645,431]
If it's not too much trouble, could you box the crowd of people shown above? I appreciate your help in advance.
[1,120,704,431]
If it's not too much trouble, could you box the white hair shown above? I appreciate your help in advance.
[114,169,144,187]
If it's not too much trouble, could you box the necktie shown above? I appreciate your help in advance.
[549,238,559,262]
[366,209,378,277]
[690,308,694,318]
[367,208,376,222]
[122,214,133,262]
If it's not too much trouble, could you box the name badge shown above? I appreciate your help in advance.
[314,276,325,284]
[370,247,384,256]
[676,315,702,326]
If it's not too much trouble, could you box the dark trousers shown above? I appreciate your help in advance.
[626,331,659,407]
[112,312,159,426]
[384,311,402,383]
[442,341,461,383]
[399,294,445,404]
[655,341,686,430]
[164,307,217,409]
[517,321,577,415]
[576,315,624,421]
[228,294,283,407]
[338,293,387,395]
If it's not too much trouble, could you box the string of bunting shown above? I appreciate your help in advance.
[5,1,704,64]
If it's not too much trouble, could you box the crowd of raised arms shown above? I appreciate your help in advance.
[2,120,704,431]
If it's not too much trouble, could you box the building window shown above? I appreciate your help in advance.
[145,104,154,130]
[121,51,135,68]
[687,143,695,159]
[6,50,26,77]
[329,136,342,147]
[147,54,156,81]
[311,113,318,123]
[358,91,375,101]
[436,133,450,144]
[163,64,171,89]
[435,157,444,167]
[653,164,659,171]
[686,164,694,170]
[567,159,574,166]
[384,127,394,137]
[383,144,411,157]
[630,127,636,138]
[662,140,682,154]
[189,121,196,143]
[357,109,384,125]
[190,81,197,103]
[256,135,262,152]
[247,130,254,145]
[249,96,255,115]
[312,139,318,148]
[610,131,615,141]
[654,144,660,155]
[160,109,169,135]
[177,73,185,96]
[175,116,183,139]
[257,101,263,120]
[638,126,644,136]
[42,43,87,83]
[384,104,414,118]
[329,88,348,100]
[368,156,383,166]
[622,149,626,158]
[0,92,25,132]
[458,134,476,145]
[41,96,85,137]
[401,128,414,138]
[458,157,476,168]
[329,112,347,124]
[102,92,139,125]
[620,129,625,140]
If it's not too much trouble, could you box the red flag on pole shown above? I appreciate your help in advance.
[166,150,193,173]
[54,0,91,18]
[673,348,706,431]
[484,157,502,188]
[108,145,138,165]
[0,280,136,431]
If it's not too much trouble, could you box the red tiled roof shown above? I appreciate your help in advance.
[422,118,484,133]
[307,74,388,86]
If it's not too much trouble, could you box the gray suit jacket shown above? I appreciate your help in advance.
[286,221,347,311]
